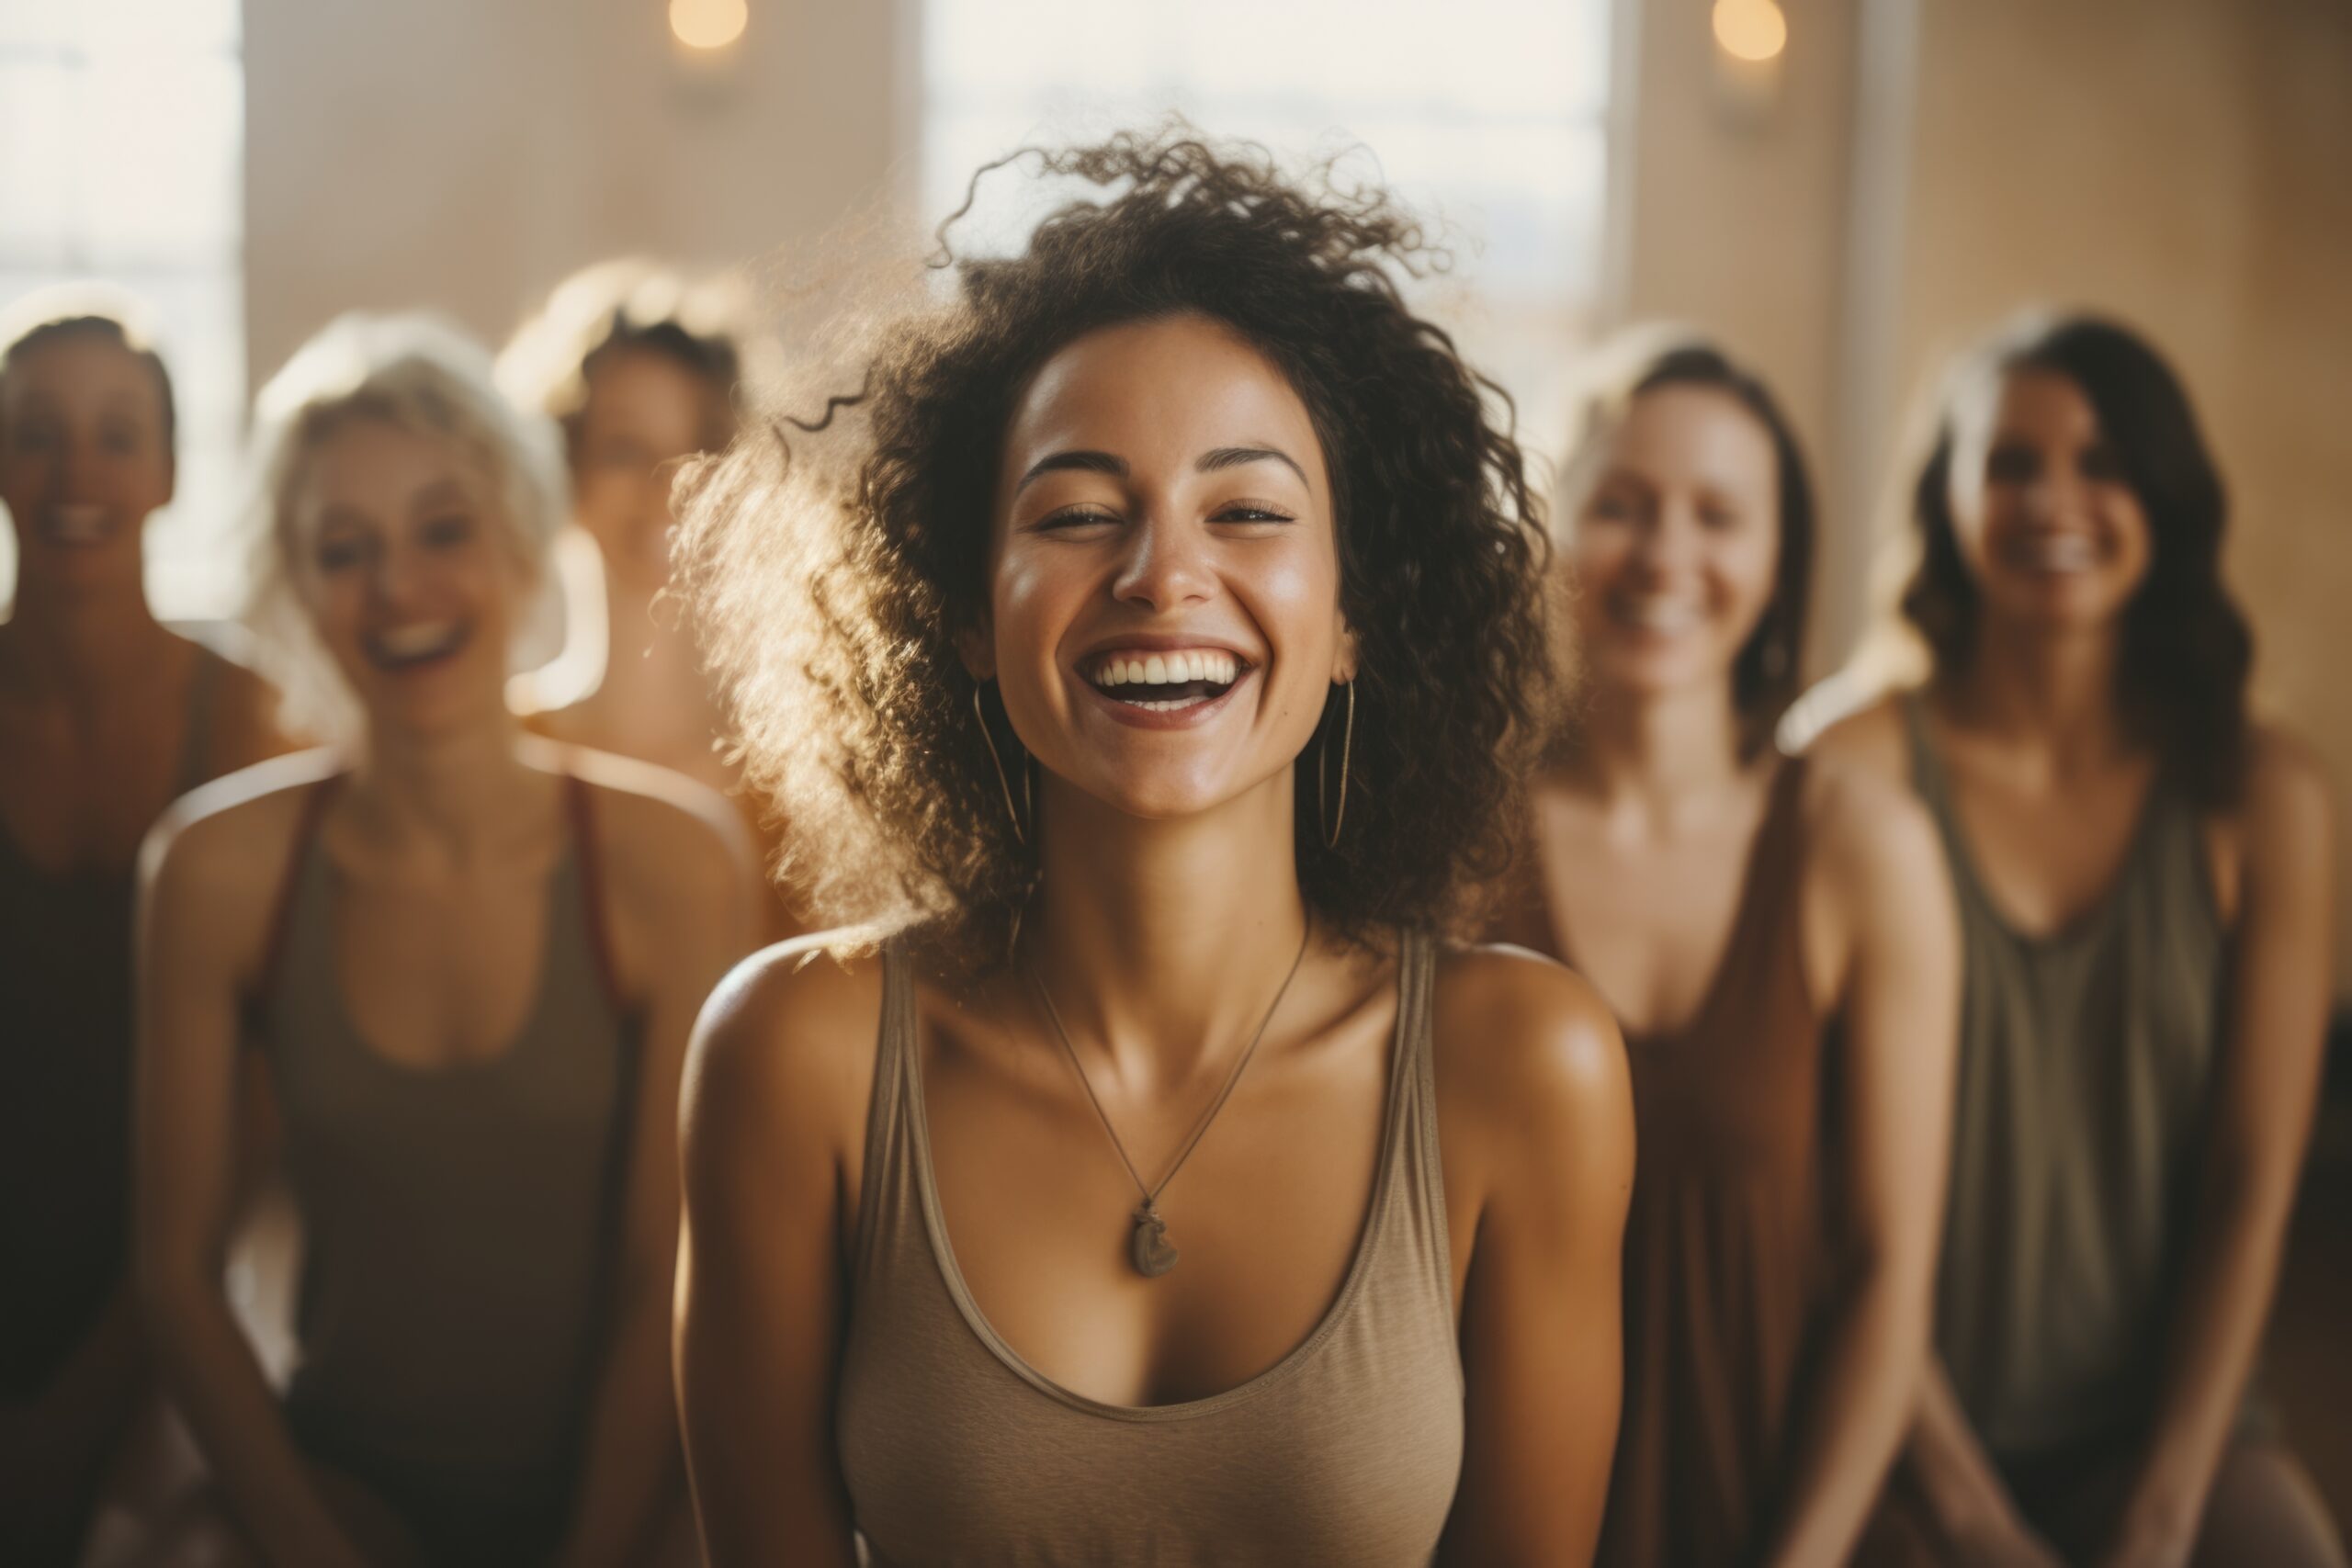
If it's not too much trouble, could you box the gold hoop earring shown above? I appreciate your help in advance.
[1317,679,1355,850]
[973,681,1030,846]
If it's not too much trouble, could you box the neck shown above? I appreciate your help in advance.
[586,571,722,750]
[346,710,545,867]
[1023,769,1314,1094]
[1,571,177,704]
[1947,617,2131,768]
[1564,680,1748,829]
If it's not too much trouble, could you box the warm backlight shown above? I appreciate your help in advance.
[670,0,749,51]
[1712,0,1788,62]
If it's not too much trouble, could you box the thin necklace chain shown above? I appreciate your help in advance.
[1022,916,1315,1214]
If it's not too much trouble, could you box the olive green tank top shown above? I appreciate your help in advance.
[1904,699,2223,1459]
[247,773,639,1503]
[836,931,1465,1567]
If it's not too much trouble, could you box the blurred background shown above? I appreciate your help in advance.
[6,0,2348,1490]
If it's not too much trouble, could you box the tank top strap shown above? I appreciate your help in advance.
[1386,928,1455,1317]
[852,937,924,1291]
[252,773,341,1010]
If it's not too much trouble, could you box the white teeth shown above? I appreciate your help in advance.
[374,621,464,660]
[1615,597,1702,632]
[1087,649,1244,697]
[2017,536,2097,571]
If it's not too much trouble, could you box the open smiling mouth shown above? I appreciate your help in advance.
[1084,649,1246,713]
[365,620,471,671]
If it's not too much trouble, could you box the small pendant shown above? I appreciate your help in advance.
[1130,1203,1179,1279]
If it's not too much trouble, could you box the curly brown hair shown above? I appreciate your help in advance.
[673,129,1555,968]
[1903,312,2251,806]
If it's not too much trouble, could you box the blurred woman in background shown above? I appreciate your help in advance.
[1810,313,2345,1567]
[500,263,800,937]
[0,289,285,1566]
[1496,334,1959,1566]
[670,131,1634,1566]
[135,314,751,1568]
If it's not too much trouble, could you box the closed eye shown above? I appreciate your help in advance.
[1213,504,1295,525]
[1034,505,1122,531]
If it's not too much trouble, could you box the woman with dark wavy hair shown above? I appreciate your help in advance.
[1811,313,2344,1566]
[671,130,1634,1566]
[1498,332,1958,1567]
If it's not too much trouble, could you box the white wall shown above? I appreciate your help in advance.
[241,0,909,380]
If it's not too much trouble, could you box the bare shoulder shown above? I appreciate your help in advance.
[1801,689,1915,785]
[2240,722,2335,840]
[141,749,345,969]
[1798,751,1946,897]
[143,747,342,891]
[542,739,753,903]
[684,932,891,1157]
[1430,942,1631,1141]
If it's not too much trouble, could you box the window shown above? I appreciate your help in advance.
[921,0,1615,467]
[0,0,246,616]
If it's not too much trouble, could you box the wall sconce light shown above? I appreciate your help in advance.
[1712,0,1787,119]
[670,0,749,54]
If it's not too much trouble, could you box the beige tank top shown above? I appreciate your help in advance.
[836,930,1465,1567]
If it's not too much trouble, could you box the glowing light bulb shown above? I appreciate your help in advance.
[1712,0,1788,63]
[670,0,748,51]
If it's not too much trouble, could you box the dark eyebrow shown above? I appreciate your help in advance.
[1013,449,1128,495]
[1197,446,1307,485]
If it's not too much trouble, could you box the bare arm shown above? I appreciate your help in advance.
[1762,773,1962,1566]
[1437,950,1635,1568]
[676,946,878,1566]
[556,796,755,1568]
[133,795,370,1568]
[2101,738,2336,1568]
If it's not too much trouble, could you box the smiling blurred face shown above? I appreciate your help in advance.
[1571,382,1781,702]
[1946,367,2152,634]
[570,345,718,588]
[0,331,174,594]
[290,416,526,738]
[985,312,1353,824]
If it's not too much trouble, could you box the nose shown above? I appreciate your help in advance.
[1627,502,1702,577]
[367,537,435,611]
[1110,513,1216,612]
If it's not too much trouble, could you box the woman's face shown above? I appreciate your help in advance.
[1946,367,2152,634]
[571,345,717,588]
[1571,382,1781,704]
[0,332,174,594]
[985,312,1353,827]
[290,416,526,739]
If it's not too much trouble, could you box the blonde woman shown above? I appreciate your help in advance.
[135,315,752,1568]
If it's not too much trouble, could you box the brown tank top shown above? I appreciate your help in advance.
[836,930,1464,1567]
[1903,699,2226,1459]
[248,773,638,1501]
[0,648,222,1396]
[1504,761,1834,1567]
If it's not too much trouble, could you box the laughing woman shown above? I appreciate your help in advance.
[134,316,752,1568]
[1496,335,1960,1567]
[669,132,1634,1567]
[0,290,288,1566]
[1810,314,2344,1566]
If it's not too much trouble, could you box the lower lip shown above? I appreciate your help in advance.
[1078,670,1251,730]
[38,517,113,547]
[368,637,469,675]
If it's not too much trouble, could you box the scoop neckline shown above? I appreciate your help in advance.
[900,937,1418,1424]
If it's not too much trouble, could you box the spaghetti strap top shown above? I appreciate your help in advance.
[1508,761,1834,1567]
[0,647,225,1397]
[249,773,639,1498]
[1902,698,2225,1459]
[837,931,1465,1567]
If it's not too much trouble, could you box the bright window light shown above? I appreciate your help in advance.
[921,0,1615,468]
[0,0,247,619]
